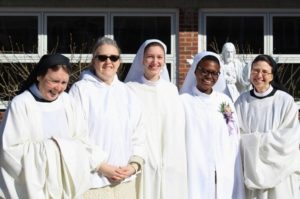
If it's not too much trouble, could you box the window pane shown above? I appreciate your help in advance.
[118,63,131,82]
[273,17,300,54]
[47,16,105,54]
[206,16,264,54]
[0,63,35,100]
[0,16,38,53]
[68,62,89,91]
[279,63,300,99]
[114,16,171,54]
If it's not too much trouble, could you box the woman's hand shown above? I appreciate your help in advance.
[98,163,127,183]
[98,162,139,184]
[118,163,138,177]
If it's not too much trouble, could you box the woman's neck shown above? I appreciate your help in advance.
[143,73,160,82]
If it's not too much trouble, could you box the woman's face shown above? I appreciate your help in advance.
[37,67,69,101]
[92,44,120,84]
[195,59,220,94]
[250,60,273,93]
[143,45,165,81]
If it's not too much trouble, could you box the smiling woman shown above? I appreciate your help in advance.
[69,37,145,199]
[17,54,72,98]
[90,41,121,85]
[234,54,300,199]
[180,51,245,199]
[124,39,188,199]
[0,54,105,198]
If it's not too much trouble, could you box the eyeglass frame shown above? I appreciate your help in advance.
[94,55,120,62]
[250,69,273,76]
[195,67,221,79]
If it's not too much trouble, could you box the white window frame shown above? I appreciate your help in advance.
[0,8,178,83]
[199,9,300,64]
[199,9,267,64]
[270,12,300,63]
[44,11,108,63]
[0,11,41,63]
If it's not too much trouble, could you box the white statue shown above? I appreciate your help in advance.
[215,42,251,102]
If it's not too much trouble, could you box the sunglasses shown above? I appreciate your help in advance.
[94,55,120,62]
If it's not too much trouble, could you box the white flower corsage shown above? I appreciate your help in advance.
[219,102,235,135]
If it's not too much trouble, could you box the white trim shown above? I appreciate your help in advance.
[0,101,8,110]
[0,54,40,63]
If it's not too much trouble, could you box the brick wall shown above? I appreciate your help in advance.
[178,8,198,87]
[0,110,5,123]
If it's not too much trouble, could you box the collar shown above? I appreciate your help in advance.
[192,86,214,98]
[29,84,54,102]
[250,85,277,99]
[141,75,162,86]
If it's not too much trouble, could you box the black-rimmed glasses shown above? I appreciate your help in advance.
[196,67,220,79]
[94,55,120,62]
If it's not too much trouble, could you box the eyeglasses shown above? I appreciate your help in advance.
[94,55,120,62]
[251,69,272,76]
[196,67,220,79]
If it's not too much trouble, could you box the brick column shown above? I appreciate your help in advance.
[178,8,198,87]
[0,110,5,122]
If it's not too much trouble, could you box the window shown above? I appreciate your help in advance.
[113,16,171,54]
[0,9,177,101]
[206,16,264,54]
[47,16,105,54]
[200,10,300,98]
[273,16,300,54]
[278,63,300,99]
[0,16,38,54]
[0,62,35,100]
[112,13,175,80]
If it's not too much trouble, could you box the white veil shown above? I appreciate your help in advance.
[180,51,222,94]
[124,39,170,83]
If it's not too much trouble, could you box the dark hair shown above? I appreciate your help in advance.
[195,55,220,72]
[18,54,72,94]
[251,54,288,93]
[144,42,165,55]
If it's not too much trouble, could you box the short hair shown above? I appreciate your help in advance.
[91,37,121,56]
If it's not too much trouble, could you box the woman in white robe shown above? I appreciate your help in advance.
[124,39,188,199]
[180,51,245,199]
[0,54,104,199]
[69,37,145,199]
[234,54,300,199]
